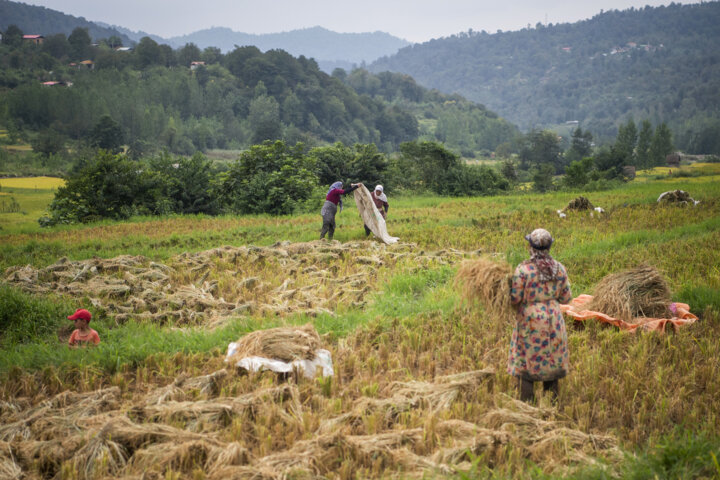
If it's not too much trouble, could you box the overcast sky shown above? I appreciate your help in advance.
[20,0,699,42]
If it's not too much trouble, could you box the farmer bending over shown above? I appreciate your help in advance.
[67,308,101,348]
[508,228,572,402]
[320,181,361,241]
[364,184,389,237]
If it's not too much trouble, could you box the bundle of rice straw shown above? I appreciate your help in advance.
[455,258,513,319]
[227,324,321,363]
[565,196,594,211]
[587,264,672,321]
[657,190,693,204]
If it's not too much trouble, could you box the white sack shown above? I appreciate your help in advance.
[225,342,334,379]
[353,184,399,244]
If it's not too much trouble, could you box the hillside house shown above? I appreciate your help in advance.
[23,34,44,45]
[79,60,94,70]
[190,61,206,70]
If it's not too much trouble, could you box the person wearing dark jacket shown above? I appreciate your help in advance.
[320,181,361,240]
[364,185,389,236]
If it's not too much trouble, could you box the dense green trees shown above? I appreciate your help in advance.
[397,141,508,196]
[370,2,720,154]
[1,35,473,156]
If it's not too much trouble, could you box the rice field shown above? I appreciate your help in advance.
[0,176,65,190]
[1,170,720,479]
[0,177,63,233]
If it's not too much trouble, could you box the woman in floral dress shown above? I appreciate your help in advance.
[508,228,572,402]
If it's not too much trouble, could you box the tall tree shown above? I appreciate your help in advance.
[3,25,24,47]
[134,37,163,68]
[649,123,674,166]
[68,27,92,60]
[177,43,201,67]
[565,127,593,163]
[248,95,282,144]
[518,130,561,172]
[636,120,653,170]
[89,115,124,153]
[614,119,638,166]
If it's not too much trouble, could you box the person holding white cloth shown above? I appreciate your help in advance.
[364,185,389,236]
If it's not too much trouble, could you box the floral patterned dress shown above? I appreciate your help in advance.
[508,261,572,381]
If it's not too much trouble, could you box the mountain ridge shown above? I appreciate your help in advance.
[369,2,720,148]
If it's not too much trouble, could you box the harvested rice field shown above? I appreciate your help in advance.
[1,174,720,479]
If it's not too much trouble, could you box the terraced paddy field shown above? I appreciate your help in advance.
[1,167,719,479]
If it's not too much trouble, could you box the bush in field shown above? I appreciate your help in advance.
[397,140,508,196]
[217,140,318,215]
[310,142,388,188]
[41,150,166,225]
[563,156,595,188]
[150,151,219,215]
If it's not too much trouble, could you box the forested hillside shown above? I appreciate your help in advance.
[370,2,720,154]
[0,24,517,157]
[0,0,132,45]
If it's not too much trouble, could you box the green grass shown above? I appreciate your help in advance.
[0,186,58,233]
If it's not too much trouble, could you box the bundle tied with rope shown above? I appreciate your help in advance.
[455,257,514,320]
[586,264,672,322]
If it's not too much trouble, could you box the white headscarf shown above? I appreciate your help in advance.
[374,185,387,203]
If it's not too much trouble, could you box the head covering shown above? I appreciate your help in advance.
[524,228,554,250]
[68,308,92,322]
[328,181,344,211]
[523,229,559,282]
[373,184,388,202]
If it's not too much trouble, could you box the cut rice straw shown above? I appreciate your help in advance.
[227,324,321,363]
[587,264,672,322]
[455,257,514,320]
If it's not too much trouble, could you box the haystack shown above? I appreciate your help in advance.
[657,189,695,204]
[587,264,671,321]
[565,196,594,211]
[455,258,514,319]
[227,324,321,363]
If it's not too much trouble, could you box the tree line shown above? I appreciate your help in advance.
[41,140,510,225]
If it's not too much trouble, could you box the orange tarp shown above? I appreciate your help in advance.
[561,294,698,333]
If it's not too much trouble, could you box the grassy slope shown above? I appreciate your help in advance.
[1,167,719,478]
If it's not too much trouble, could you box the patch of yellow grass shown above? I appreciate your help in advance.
[2,145,32,152]
[0,176,65,190]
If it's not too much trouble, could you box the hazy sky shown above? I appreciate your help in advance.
[21,0,699,42]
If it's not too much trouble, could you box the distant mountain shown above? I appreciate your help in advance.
[165,26,411,71]
[370,2,720,148]
[0,0,133,45]
[94,22,164,45]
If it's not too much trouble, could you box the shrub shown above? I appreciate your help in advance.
[217,140,318,215]
[0,284,75,345]
[42,150,167,225]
